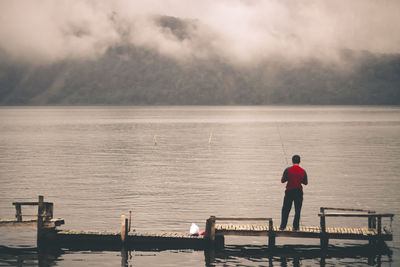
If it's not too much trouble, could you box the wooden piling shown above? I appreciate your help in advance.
[368,211,376,229]
[268,220,275,247]
[129,211,132,232]
[205,216,216,243]
[320,208,328,249]
[37,196,45,246]
[121,215,128,244]
[15,204,22,222]
[377,216,382,235]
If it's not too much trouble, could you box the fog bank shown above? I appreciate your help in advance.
[1,0,399,65]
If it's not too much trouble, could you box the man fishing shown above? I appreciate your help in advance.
[279,154,308,231]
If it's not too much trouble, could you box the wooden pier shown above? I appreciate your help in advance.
[55,230,205,250]
[204,207,394,248]
[0,196,394,250]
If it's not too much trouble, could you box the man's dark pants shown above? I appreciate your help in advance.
[280,188,303,230]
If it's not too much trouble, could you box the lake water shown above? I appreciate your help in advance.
[0,106,399,266]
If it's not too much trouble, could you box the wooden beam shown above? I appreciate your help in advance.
[320,207,373,212]
[318,213,394,217]
[215,217,272,221]
[216,230,269,237]
[13,202,39,206]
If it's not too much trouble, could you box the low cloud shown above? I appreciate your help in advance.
[0,0,399,65]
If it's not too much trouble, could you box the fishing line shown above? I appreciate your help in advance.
[276,122,289,166]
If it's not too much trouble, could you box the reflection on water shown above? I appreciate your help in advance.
[204,244,392,267]
[0,244,393,267]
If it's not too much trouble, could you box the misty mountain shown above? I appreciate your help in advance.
[0,16,399,105]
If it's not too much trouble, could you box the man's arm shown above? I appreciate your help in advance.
[281,167,289,183]
[302,171,308,185]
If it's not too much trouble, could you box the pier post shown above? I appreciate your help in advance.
[369,213,377,246]
[128,211,132,232]
[15,204,22,222]
[320,208,328,249]
[205,216,216,244]
[377,216,382,235]
[37,196,45,246]
[376,215,385,246]
[121,215,128,244]
[368,211,376,229]
[268,220,275,247]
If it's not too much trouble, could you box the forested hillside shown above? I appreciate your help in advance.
[1,16,399,105]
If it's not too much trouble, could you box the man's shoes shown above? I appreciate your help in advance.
[293,227,299,231]
[279,227,285,231]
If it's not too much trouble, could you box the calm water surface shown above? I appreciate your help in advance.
[0,106,399,266]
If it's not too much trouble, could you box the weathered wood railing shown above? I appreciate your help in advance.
[12,197,54,222]
[205,216,275,247]
[318,207,394,248]
[0,196,64,246]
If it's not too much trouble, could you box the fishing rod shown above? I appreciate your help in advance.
[276,122,289,166]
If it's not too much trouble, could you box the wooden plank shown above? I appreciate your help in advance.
[215,222,393,241]
[13,202,39,206]
[217,230,268,237]
[319,212,394,217]
[12,201,53,206]
[320,207,373,212]
[276,231,320,238]
[215,217,272,221]
[216,225,392,240]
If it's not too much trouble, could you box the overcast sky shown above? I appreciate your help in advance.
[1,0,399,65]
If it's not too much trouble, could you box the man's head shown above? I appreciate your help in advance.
[292,155,301,164]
